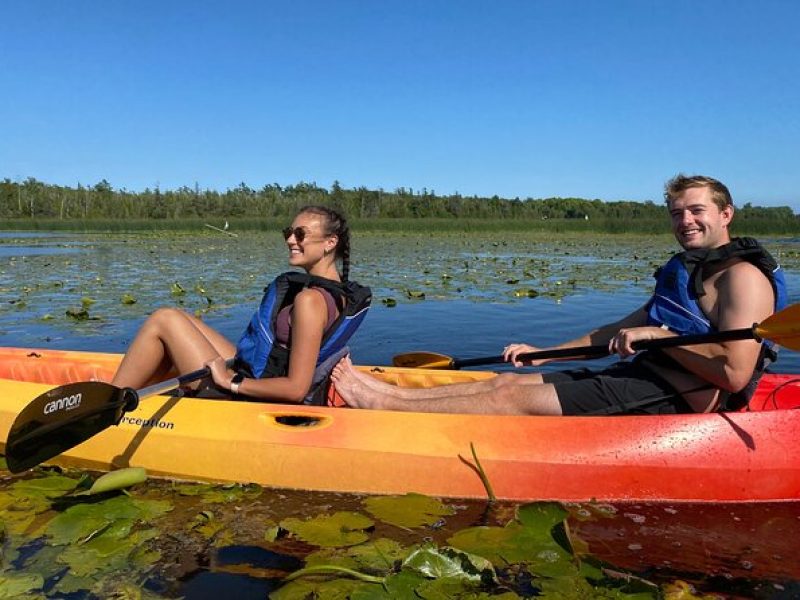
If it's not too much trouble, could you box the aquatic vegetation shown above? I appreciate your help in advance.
[273,500,660,599]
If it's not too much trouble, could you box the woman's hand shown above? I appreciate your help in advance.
[503,343,543,367]
[206,356,234,389]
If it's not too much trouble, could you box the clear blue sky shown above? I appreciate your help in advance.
[2,1,799,209]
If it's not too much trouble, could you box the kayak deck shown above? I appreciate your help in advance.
[1,347,800,502]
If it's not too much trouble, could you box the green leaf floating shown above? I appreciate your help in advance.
[403,543,494,583]
[364,492,454,529]
[447,502,574,577]
[280,511,374,547]
[65,307,90,320]
[0,573,44,599]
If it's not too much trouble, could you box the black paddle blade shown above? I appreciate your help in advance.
[5,381,133,473]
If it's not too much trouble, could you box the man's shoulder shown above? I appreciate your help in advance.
[715,258,773,294]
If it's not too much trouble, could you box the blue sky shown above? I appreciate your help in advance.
[2,1,799,209]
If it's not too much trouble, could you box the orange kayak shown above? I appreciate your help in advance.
[1,346,799,503]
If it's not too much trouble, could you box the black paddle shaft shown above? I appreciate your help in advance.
[452,325,757,369]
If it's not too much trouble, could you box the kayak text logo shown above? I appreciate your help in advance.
[44,393,82,415]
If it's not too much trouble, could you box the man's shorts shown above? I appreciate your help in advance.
[541,359,693,415]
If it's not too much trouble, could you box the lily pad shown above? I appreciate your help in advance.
[364,493,455,529]
[305,537,407,572]
[281,511,374,547]
[65,307,90,320]
[0,573,44,599]
[447,502,574,576]
[403,543,495,583]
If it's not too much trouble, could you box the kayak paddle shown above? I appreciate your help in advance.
[393,303,800,369]
[5,365,217,474]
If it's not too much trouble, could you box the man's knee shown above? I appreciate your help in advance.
[491,373,518,389]
[492,372,544,389]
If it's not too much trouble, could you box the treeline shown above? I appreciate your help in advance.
[1,177,797,233]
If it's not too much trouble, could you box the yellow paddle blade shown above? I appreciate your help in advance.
[392,351,455,369]
[755,304,800,351]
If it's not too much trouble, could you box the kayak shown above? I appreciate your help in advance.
[1,346,800,503]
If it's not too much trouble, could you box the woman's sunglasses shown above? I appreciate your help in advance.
[282,226,308,242]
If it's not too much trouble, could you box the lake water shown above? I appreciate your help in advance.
[2,230,800,598]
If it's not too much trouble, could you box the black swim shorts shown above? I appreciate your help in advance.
[541,359,693,415]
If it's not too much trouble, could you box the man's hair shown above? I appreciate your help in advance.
[664,174,733,210]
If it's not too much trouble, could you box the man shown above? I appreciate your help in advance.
[332,175,787,415]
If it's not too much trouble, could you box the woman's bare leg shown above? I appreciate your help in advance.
[112,308,235,389]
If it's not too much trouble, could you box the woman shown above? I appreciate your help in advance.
[111,206,371,404]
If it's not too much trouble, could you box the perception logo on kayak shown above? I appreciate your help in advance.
[44,393,82,415]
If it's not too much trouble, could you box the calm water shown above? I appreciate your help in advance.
[2,231,800,599]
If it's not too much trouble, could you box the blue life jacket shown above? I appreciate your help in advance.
[647,237,788,336]
[644,237,788,410]
[234,271,371,387]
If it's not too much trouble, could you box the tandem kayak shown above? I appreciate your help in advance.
[1,346,800,503]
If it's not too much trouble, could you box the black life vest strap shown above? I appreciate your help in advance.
[679,237,779,298]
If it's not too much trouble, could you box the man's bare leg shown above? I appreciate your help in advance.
[331,358,562,415]
[336,355,545,400]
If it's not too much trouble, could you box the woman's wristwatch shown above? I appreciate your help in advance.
[230,373,245,395]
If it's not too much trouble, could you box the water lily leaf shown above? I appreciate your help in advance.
[65,307,89,320]
[364,493,455,529]
[414,575,489,599]
[170,282,186,296]
[45,495,171,545]
[12,473,79,498]
[403,543,494,583]
[381,298,397,307]
[353,571,427,599]
[447,503,573,576]
[271,577,373,600]
[80,296,96,308]
[0,572,43,598]
[506,278,520,284]
[281,511,374,547]
[306,538,406,572]
[188,510,227,540]
[662,580,710,600]
[512,288,539,298]
[121,293,137,305]
[405,289,426,300]
[40,313,55,320]
[59,525,159,577]
[173,482,262,503]
[264,518,280,542]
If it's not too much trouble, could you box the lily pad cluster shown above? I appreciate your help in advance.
[270,494,670,599]
[0,468,171,598]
